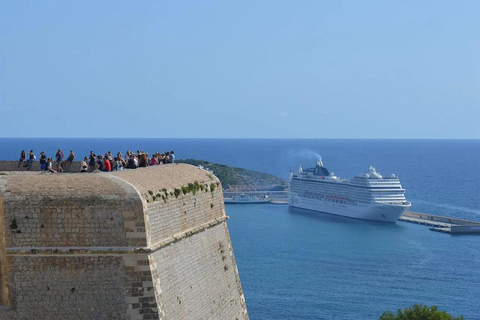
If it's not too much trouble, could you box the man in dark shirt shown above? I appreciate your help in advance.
[39,151,47,171]
[96,156,104,172]
[126,157,136,169]
[27,150,36,170]
[88,151,96,172]
[55,149,64,172]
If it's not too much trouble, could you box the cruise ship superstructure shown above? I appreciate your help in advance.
[288,160,411,222]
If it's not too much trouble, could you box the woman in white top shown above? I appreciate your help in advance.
[80,157,88,173]
[46,158,57,173]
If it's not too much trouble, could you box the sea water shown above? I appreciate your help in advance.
[1,138,479,319]
[228,204,480,319]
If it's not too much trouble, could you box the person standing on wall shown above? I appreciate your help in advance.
[18,150,26,167]
[65,150,75,172]
[26,150,36,170]
[39,151,47,171]
[162,152,169,164]
[107,152,114,171]
[55,149,64,172]
[88,151,96,172]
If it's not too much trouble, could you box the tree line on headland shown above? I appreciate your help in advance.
[177,159,288,191]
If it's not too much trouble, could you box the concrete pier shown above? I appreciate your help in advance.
[400,211,480,235]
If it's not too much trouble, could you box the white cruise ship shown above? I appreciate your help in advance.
[288,160,411,222]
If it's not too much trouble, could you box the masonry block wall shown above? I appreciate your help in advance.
[0,161,81,172]
[0,164,248,320]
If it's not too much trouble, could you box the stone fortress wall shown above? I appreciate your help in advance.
[0,163,248,320]
[0,161,82,172]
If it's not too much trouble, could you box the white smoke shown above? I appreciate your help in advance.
[297,150,321,162]
[285,149,322,167]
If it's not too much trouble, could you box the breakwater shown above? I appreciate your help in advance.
[400,211,480,234]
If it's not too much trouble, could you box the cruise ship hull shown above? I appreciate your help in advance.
[289,195,409,223]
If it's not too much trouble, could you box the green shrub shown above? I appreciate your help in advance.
[174,188,181,198]
[194,181,200,190]
[187,183,195,195]
[379,304,464,320]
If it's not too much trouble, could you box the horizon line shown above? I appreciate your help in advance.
[0,137,479,140]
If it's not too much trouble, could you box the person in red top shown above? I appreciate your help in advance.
[103,157,111,172]
[151,154,158,165]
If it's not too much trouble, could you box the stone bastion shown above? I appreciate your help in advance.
[0,163,248,320]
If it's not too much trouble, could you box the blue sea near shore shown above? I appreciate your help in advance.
[1,138,479,319]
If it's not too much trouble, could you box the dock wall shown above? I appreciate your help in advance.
[450,225,480,234]
[404,211,480,226]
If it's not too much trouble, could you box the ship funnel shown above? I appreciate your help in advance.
[316,160,324,167]
[298,165,303,173]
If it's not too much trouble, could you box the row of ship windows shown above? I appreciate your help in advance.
[299,192,368,204]
[351,191,405,195]
[301,193,362,205]
[291,179,401,190]
[292,182,402,189]
[298,193,405,205]
[294,190,404,200]
[291,182,402,191]
[291,186,405,197]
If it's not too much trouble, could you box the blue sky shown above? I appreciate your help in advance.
[0,1,478,138]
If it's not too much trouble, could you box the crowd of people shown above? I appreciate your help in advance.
[17,149,175,173]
